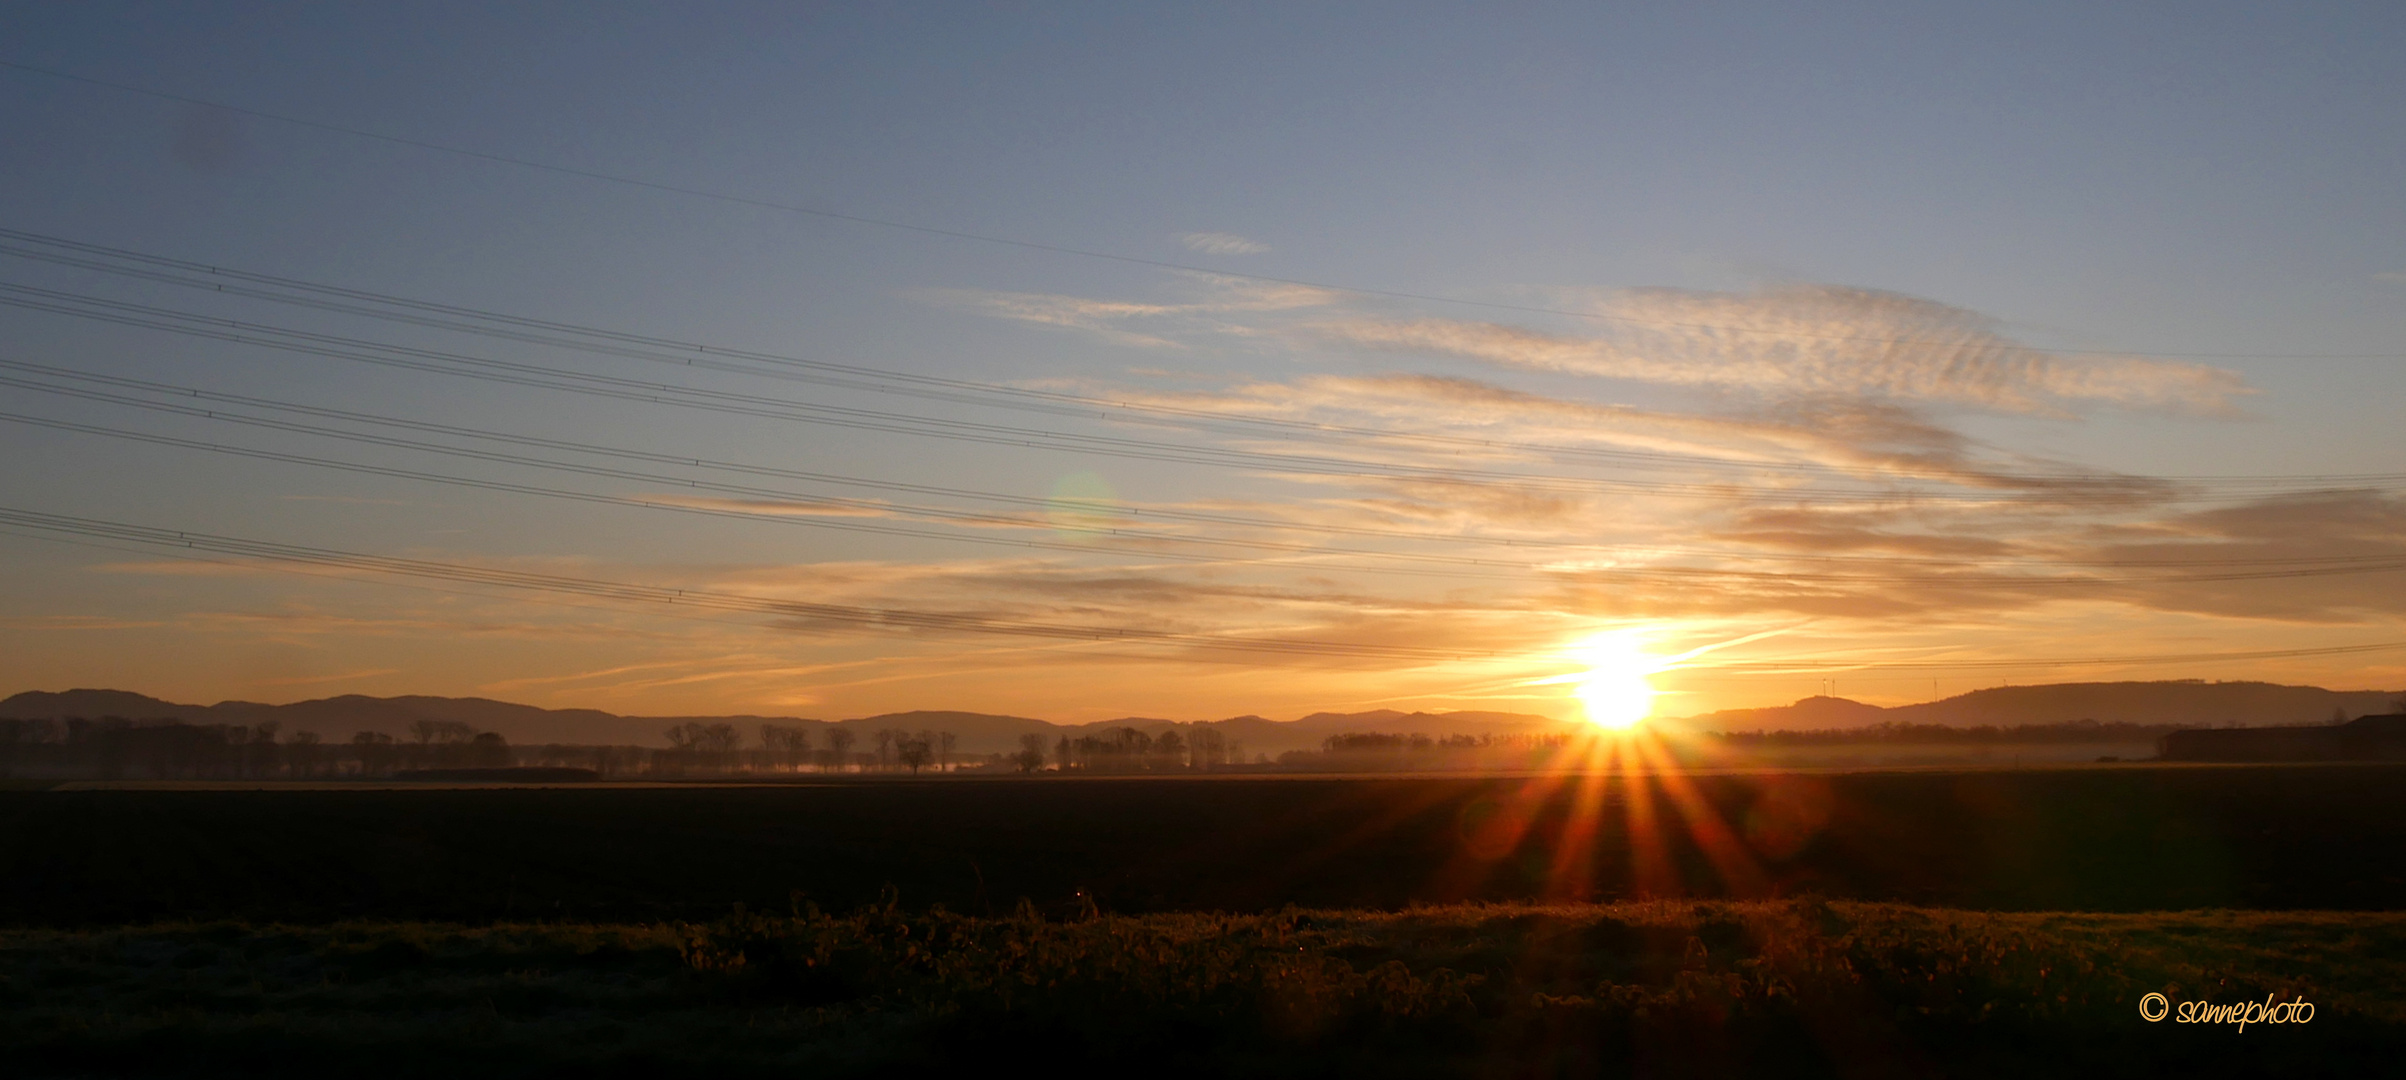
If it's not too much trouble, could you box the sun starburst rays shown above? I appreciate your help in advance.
[1405,720,1782,909]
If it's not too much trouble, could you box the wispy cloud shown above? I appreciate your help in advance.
[26,260,2356,721]
[1082,370,2175,506]
[943,272,2251,418]
[1178,231,1271,255]
[1318,285,2252,417]
[921,274,1334,348]
[2077,489,2406,622]
[918,290,1191,348]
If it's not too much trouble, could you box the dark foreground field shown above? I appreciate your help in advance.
[6,765,2406,922]
[8,767,2406,1076]
[4,902,2397,1078]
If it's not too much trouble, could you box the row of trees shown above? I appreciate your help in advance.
[1320,733,1517,752]
[0,715,1016,780]
[508,723,1261,778]
[13,716,1628,780]
[652,722,965,774]
[1712,720,2190,745]
[1036,726,1244,773]
[0,716,510,779]
[654,722,1255,776]
[1276,731,1576,770]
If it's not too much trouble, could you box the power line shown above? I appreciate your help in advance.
[0,521,1400,677]
[0,406,1430,573]
[18,283,2377,507]
[3,59,2397,361]
[0,505,1497,661]
[9,356,2398,572]
[0,393,1551,579]
[0,521,831,641]
[9,231,2394,489]
[10,283,2342,506]
[0,228,1941,481]
[10,399,2403,588]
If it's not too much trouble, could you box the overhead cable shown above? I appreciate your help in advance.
[7,356,2398,572]
[0,284,2279,506]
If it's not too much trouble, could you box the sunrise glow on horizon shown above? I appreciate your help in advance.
[8,13,2406,1078]
[0,6,2399,725]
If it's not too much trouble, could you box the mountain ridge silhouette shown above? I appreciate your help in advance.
[5,680,2399,755]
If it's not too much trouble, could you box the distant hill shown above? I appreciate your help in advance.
[10,680,2397,755]
[0,689,1562,756]
[1681,681,2406,732]
[0,689,802,748]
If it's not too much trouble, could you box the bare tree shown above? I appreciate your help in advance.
[1190,726,1226,769]
[663,722,696,776]
[243,722,281,778]
[1014,733,1049,774]
[1112,727,1153,758]
[875,728,899,772]
[825,727,858,772]
[760,724,811,772]
[896,732,934,775]
[471,731,511,768]
[350,730,396,777]
[409,719,475,745]
[664,722,740,772]
[284,730,322,779]
[702,724,739,767]
[408,719,476,768]
[938,731,958,772]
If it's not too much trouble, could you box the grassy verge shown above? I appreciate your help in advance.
[4,901,2398,1077]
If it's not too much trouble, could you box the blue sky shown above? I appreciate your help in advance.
[1,2,2400,721]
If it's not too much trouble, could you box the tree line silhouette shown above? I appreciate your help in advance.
[0,716,510,779]
[1,713,2282,780]
[1276,731,1577,770]
[0,715,1281,780]
[1044,725,1241,773]
[9,713,2253,781]
[1711,719,2190,745]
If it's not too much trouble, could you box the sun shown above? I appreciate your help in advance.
[1567,632,1660,729]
